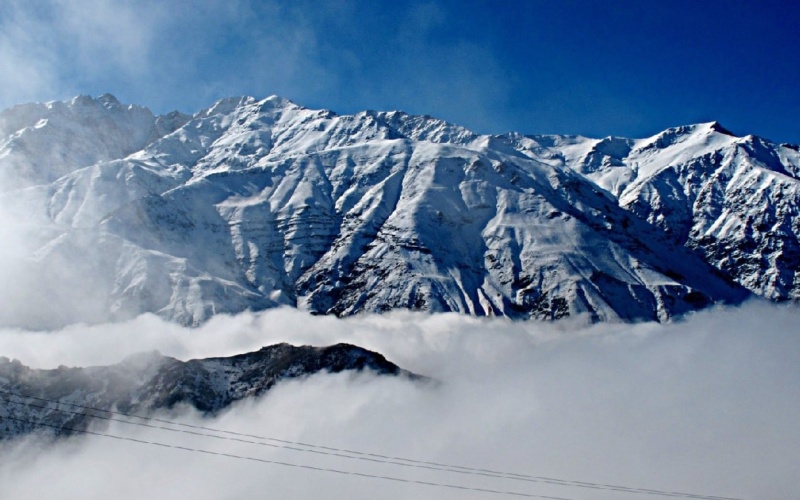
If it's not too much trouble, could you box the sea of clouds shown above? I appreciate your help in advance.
[1,302,798,500]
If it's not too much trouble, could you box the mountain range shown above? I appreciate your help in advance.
[2,94,798,328]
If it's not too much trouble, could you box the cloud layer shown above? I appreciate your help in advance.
[1,302,798,499]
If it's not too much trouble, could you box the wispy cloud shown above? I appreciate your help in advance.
[54,0,167,74]
[0,0,514,130]
[0,0,169,106]
[0,2,61,105]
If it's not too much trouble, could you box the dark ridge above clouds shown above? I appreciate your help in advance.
[0,342,417,440]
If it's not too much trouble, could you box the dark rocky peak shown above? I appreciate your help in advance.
[709,121,736,136]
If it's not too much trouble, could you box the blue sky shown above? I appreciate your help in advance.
[1,0,798,143]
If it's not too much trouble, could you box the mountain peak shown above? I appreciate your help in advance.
[707,121,735,136]
[634,121,738,153]
[69,94,95,106]
[97,93,122,109]
[262,94,293,106]
[68,93,125,110]
[198,95,300,119]
[201,95,258,116]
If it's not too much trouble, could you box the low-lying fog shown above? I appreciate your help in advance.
[1,301,798,499]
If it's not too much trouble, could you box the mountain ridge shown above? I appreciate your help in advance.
[2,94,797,328]
[0,342,415,440]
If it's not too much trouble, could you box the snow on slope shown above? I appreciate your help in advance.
[0,94,188,190]
[508,122,800,301]
[3,94,786,328]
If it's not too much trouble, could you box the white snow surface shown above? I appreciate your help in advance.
[4,94,797,328]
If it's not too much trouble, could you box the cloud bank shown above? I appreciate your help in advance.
[1,302,798,499]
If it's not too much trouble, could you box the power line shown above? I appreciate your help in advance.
[3,396,706,499]
[5,397,551,483]
[0,414,572,500]
[0,396,736,500]
[0,389,744,500]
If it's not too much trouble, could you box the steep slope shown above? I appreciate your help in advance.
[0,343,414,440]
[0,95,770,328]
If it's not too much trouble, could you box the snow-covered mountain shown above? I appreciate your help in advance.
[0,343,412,440]
[0,94,189,191]
[501,122,800,301]
[4,94,798,327]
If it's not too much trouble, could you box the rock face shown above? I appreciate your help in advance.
[3,94,799,327]
[0,343,412,440]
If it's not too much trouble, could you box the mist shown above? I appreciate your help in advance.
[1,302,798,499]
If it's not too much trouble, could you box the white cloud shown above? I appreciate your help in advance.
[0,0,515,131]
[1,302,798,499]
[0,2,61,105]
[0,0,169,107]
[54,0,167,74]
